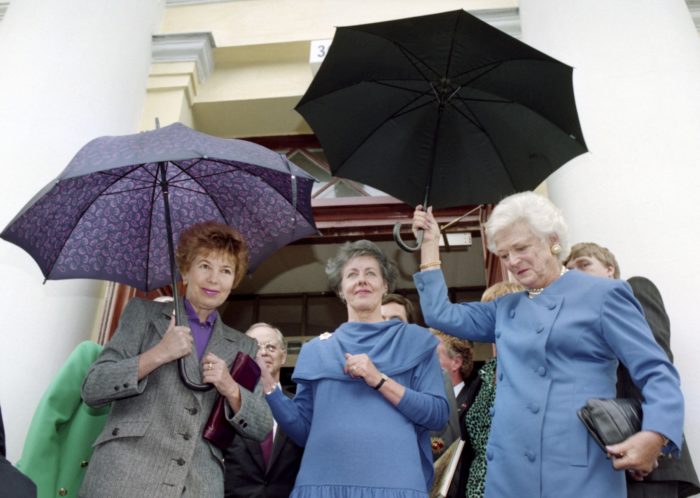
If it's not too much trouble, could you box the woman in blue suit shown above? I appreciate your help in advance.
[411,191,684,498]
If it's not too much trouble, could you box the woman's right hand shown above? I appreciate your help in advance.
[157,313,193,362]
[412,205,440,243]
[137,313,193,380]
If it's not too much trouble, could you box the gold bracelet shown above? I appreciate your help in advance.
[419,260,441,270]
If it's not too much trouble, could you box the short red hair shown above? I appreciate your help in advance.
[175,221,249,288]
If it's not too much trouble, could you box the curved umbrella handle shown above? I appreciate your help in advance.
[393,221,424,252]
[177,357,214,392]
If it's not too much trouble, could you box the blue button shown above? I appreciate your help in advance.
[537,366,546,376]
[527,403,540,414]
[536,325,544,334]
[489,407,495,417]
[498,372,503,381]
[417,283,424,290]
[525,451,536,462]
[509,309,516,318]
[495,330,501,339]
[486,449,494,461]
[548,303,556,310]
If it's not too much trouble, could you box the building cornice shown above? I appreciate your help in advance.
[166,0,232,5]
[688,0,700,28]
[151,32,215,83]
[472,7,521,38]
[0,1,10,22]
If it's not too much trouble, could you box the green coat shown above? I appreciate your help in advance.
[17,341,110,498]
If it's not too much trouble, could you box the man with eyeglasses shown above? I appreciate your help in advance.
[224,323,303,498]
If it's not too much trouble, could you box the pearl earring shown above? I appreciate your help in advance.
[551,244,562,255]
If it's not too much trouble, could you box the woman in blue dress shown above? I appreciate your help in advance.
[261,240,449,498]
[411,191,684,498]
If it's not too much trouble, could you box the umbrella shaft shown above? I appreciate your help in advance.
[158,162,181,324]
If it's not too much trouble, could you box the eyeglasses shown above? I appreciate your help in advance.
[259,342,283,354]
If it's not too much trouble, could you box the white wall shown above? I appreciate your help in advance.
[520,0,700,461]
[0,0,165,461]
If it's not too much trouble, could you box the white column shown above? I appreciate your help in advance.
[520,0,700,459]
[0,0,165,461]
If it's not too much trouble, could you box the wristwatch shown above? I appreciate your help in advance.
[374,373,389,390]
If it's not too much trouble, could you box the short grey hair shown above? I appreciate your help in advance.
[325,240,398,296]
[485,191,570,262]
[246,322,286,351]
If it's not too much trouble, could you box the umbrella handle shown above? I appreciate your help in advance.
[173,298,213,392]
[177,357,214,392]
[393,221,423,252]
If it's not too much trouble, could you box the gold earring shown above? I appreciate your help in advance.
[551,244,562,255]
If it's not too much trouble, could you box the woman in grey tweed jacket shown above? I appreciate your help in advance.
[79,222,272,498]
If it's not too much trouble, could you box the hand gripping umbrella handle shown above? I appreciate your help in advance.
[393,221,424,252]
[174,301,214,392]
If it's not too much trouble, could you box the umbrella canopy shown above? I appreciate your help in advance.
[296,10,587,211]
[1,122,318,390]
[1,122,318,291]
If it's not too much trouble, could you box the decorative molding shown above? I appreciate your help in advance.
[0,1,10,22]
[471,7,521,39]
[688,0,700,30]
[151,32,216,83]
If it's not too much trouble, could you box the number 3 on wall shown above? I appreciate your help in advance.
[310,39,332,64]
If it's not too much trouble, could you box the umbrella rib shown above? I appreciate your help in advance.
[332,89,444,180]
[168,160,235,221]
[444,11,462,78]
[345,24,441,81]
[171,159,316,228]
[446,99,518,189]
[44,164,152,279]
[452,57,568,89]
[448,98,488,132]
[144,170,160,292]
[373,80,432,96]
[395,45,441,81]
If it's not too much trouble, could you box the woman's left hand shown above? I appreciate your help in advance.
[344,352,381,387]
[202,353,241,407]
[606,430,665,480]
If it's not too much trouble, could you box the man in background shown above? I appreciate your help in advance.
[224,323,303,498]
[433,333,474,413]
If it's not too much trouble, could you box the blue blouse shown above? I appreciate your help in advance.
[266,320,449,498]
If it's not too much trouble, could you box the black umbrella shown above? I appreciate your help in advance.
[296,10,587,250]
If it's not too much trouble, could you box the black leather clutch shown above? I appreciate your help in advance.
[577,398,642,452]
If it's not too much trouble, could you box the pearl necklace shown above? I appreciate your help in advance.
[527,266,568,299]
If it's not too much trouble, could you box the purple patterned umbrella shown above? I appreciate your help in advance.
[1,122,318,389]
